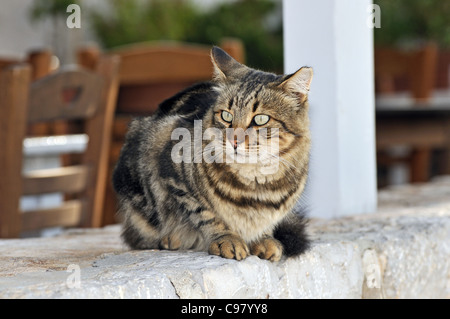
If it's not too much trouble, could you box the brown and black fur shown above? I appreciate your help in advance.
[113,47,312,261]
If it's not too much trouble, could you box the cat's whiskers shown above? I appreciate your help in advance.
[258,149,298,172]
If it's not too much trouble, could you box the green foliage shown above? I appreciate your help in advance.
[89,0,283,72]
[374,0,450,48]
[30,0,80,20]
[187,0,283,72]
[89,0,198,48]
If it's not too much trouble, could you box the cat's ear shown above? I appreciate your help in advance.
[278,67,313,103]
[211,46,246,81]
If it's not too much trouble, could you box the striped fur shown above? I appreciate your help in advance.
[113,47,312,261]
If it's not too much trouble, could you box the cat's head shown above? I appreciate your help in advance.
[203,47,313,177]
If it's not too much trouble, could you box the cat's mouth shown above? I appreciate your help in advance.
[224,142,277,166]
[200,136,279,167]
[226,148,281,181]
[225,142,252,163]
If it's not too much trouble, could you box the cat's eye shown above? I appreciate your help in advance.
[221,110,233,123]
[253,114,270,126]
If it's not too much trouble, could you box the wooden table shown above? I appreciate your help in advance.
[376,90,450,183]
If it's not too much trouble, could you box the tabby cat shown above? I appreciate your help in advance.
[113,47,312,261]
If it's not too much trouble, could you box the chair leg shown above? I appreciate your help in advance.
[0,65,31,238]
[410,147,431,183]
[441,120,450,175]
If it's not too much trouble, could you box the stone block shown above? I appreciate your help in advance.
[1,177,449,298]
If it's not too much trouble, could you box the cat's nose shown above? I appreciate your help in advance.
[229,137,242,149]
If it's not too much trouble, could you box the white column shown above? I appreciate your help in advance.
[283,0,377,218]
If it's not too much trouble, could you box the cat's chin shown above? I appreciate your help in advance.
[225,150,271,165]
[226,160,280,185]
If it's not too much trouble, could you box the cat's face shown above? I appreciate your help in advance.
[203,47,313,175]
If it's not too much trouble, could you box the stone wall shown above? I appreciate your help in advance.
[1,177,449,298]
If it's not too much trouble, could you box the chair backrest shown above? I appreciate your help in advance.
[375,43,438,101]
[0,49,53,81]
[0,57,20,72]
[1,49,56,137]
[0,55,120,238]
[78,39,245,115]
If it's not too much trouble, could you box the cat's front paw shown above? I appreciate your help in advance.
[250,237,283,261]
[209,234,249,261]
[159,234,181,250]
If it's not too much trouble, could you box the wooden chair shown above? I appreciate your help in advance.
[375,43,440,185]
[0,55,120,238]
[0,49,53,82]
[78,39,245,225]
[1,49,55,137]
[375,43,438,101]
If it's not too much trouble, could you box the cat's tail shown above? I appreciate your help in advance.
[274,209,310,257]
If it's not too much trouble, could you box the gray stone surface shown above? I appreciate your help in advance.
[1,177,450,299]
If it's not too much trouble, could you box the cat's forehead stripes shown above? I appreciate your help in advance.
[228,82,265,111]
[243,83,264,108]
[227,97,234,110]
[252,101,260,113]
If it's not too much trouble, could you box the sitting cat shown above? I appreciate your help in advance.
[113,47,312,261]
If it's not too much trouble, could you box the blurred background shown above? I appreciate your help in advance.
[1,0,450,234]
[0,0,284,72]
[372,0,450,188]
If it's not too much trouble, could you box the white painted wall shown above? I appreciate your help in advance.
[0,0,107,63]
[284,0,377,218]
[0,0,239,61]
[0,0,47,58]
[2,0,376,218]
